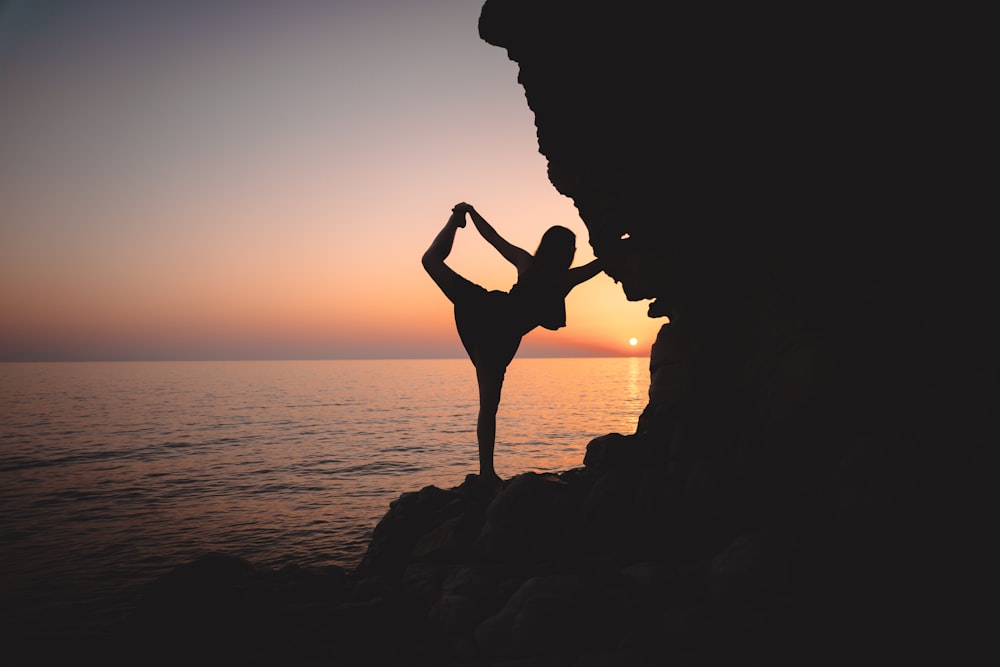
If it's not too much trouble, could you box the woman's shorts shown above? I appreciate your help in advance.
[452,277,522,376]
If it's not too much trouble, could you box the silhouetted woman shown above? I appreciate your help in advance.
[422,202,604,486]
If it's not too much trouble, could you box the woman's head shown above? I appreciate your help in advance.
[534,225,576,270]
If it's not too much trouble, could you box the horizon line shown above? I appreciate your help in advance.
[0,354,650,364]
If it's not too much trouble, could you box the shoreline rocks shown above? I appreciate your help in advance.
[117,413,982,666]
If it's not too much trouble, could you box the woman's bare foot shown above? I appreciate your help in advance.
[448,208,467,228]
[479,471,502,488]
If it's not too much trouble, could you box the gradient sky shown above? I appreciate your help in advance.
[1,0,664,361]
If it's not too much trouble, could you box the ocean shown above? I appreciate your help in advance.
[0,357,648,634]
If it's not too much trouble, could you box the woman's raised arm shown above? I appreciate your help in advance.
[465,204,531,269]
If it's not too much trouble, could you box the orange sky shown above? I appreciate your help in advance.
[0,0,665,361]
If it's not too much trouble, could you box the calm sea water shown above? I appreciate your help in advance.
[0,357,647,633]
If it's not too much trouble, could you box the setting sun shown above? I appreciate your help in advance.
[629,338,638,346]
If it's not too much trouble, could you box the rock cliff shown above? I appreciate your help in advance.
[118,3,994,665]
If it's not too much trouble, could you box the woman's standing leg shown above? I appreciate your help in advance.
[475,366,504,482]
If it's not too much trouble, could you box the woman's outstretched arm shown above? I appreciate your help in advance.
[465,204,532,269]
[566,257,605,289]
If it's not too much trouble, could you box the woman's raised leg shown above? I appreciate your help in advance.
[422,207,468,303]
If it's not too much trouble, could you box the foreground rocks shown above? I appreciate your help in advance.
[119,411,983,666]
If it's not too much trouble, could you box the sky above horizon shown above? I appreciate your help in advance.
[1,0,664,362]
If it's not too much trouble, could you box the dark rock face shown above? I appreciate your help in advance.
[122,3,994,665]
[473,1,995,663]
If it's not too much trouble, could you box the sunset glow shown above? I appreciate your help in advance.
[0,0,664,361]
